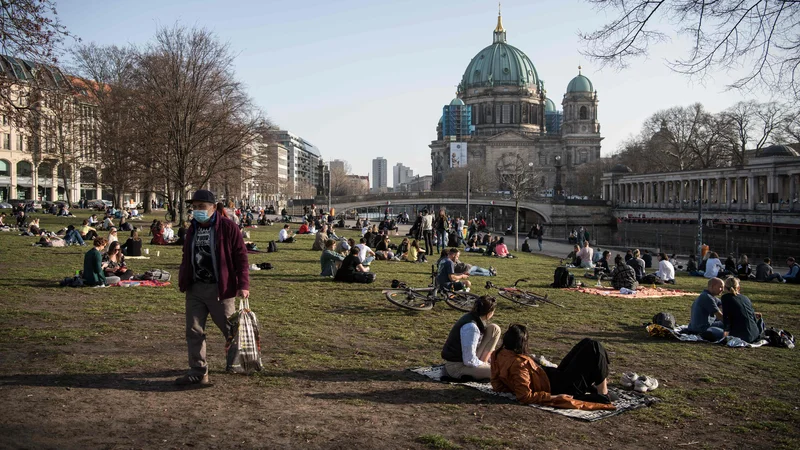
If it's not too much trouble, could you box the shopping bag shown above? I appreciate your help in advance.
[225,297,263,374]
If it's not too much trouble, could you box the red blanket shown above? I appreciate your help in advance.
[568,286,695,298]
[113,280,171,287]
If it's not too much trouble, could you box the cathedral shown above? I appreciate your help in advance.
[430,11,602,193]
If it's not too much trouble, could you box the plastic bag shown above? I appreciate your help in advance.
[226,297,263,374]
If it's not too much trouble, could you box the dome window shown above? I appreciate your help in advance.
[474,70,480,79]
[503,67,510,74]
[479,55,484,59]
[501,52,507,57]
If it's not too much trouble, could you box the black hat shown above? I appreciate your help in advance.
[189,189,216,204]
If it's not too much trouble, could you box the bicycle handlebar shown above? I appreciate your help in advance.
[513,278,530,287]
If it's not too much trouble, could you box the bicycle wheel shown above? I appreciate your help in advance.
[385,289,435,311]
[498,290,540,307]
[444,291,480,312]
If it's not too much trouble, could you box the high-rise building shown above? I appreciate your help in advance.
[265,128,322,198]
[330,159,346,173]
[372,157,387,192]
[392,163,414,188]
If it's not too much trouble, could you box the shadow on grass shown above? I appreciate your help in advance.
[327,305,413,316]
[0,369,209,392]
[556,324,648,343]
[271,368,412,383]
[306,387,507,405]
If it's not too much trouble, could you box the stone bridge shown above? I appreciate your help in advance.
[299,191,613,226]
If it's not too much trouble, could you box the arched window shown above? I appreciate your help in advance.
[0,160,9,176]
[16,161,32,177]
[579,106,588,120]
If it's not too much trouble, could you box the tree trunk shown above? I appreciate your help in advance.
[143,188,152,213]
[514,198,520,252]
[61,168,71,207]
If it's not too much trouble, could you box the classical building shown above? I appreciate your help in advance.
[0,56,113,204]
[601,145,800,214]
[430,11,602,193]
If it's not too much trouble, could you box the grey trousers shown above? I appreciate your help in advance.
[185,282,235,375]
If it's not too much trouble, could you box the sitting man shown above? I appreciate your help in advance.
[437,248,471,292]
[654,252,676,284]
[785,257,800,284]
[609,255,637,290]
[755,258,784,283]
[320,239,345,277]
[355,237,376,266]
[278,224,295,243]
[333,247,371,283]
[686,277,725,341]
[628,249,645,282]
[297,221,310,235]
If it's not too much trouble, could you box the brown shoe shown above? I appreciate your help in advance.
[175,373,211,386]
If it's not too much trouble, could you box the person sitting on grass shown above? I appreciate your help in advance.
[491,324,617,408]
[654,252,676,284]
[320,239,345,277]
[118,217,133,232]
[103,241,133,281]
[63,225,85,246]
[77,219,98,241]
[150,222,168,245]
[686,277,725,340]
[441,296,500,381]
[736,255,754,280]
[494,237,513,258]
[297,221,310,235]
[83,237,119,286]
[485,235,499,256]
[565,244,581,267]
[628,249,645,282]
[374,235,397,261]
[464,235,484,253]
[311,225,328,251]
[438,248,471,292]
[720,276,765,343]
[704,252,726,279]
[279,224,295,243]
[396,237,410,260]
[610,255,637,290]
[333,247,371,283]
[163,222,175,241]
[107,227,119,248]
[594,250,611,278]
[755,258,784,283]
[784,257,800,284]
[88,214,99,226]
[724,255,737,275]
[102,215,115,231]
[356,237,376,266]
[576,241,595,268]
[407,239,426,263]
[121,230,143,257]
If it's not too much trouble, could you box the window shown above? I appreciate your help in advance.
[539,154,546,165]
[579,106,588,120]
[579,150,588,164]
[0,160,9,176]
[1,115,7,126]
[16,136,23,152]
[3,134,9,149]
[502,104,511,124]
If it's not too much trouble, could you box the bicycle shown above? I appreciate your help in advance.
[383,265,480,312]
[485,278,565,308]
[165,208,177,223]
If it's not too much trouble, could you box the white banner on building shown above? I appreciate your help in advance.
[449,143,467,168]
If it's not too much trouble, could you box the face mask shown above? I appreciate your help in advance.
[194,209,211,223]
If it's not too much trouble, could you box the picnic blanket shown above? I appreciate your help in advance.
[569,286,695,298]
[112,280,171,288]
[646,324,769,348]
[410,365,658,422]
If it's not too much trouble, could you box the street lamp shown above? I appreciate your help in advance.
[554,155,562,197]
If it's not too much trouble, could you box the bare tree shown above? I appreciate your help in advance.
[691,111,735,168]
[777,109,800,143]
[723,100,785,164]
[133,25,260,221]
[641,104,705,171]
[434,167,495,193]
[573,158,616,196]
[71,44,142,208]
[495,153,543,251]
[579,0,800,98]
[0,0,75,122]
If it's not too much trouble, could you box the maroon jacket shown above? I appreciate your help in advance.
[178,214,249,300]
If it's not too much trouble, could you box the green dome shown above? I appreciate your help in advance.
[450,97,465,106]
[461,42,540,90]
[567,73,593,93]
[544,98,556,112]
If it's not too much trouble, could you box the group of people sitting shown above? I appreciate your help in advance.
[80,236,136,286]
[441,297,618,408]
[149,220,185,246]
[686,276,767,343]
[687,252,798,283]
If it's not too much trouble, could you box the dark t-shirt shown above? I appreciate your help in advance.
[193,226,216,283]
[335,255,360,282]
[687,290,721,333]
[721,293,760,343]
[643,254,653,268]
[437,258,455,288]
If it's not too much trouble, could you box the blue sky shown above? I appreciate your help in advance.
[57,0,772,181]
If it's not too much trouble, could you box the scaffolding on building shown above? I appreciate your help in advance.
[545,111,563,135]
[442,103,473,141]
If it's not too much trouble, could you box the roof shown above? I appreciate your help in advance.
[566,67,594,93]
[757,145,800,158]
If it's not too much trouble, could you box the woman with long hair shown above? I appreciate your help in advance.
[720,276,765,343]
[491,324,617,408]
[441,296,500,381]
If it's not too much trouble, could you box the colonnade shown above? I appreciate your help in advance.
[603,172,800,212]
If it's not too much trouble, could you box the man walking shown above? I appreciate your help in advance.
[176,189,250,386]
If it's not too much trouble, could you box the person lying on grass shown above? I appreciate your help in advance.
[491,324,617,409]
[441,296,500,381]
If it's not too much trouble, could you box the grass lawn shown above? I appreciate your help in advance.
[0,211,799,449]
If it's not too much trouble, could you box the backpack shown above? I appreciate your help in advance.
[256,262,273,270]
[521,241,531,252]
[142,269,171,282]
[246,242,258,251]
[60,276,84,288]
[551,267,575,288]
[641,274,665,285]
[354,272,377,284]
[764,327,795,349]
[267,241,278,253]
[652,312,676,329]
